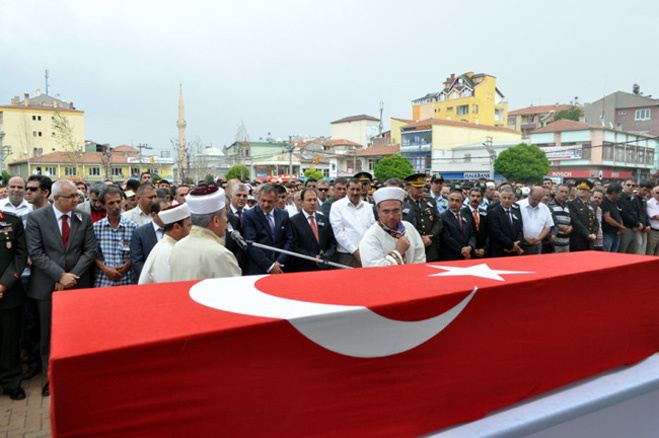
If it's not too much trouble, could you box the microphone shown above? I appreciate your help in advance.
[229,229,249,251]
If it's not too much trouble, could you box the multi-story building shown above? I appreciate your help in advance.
[0,93,84,171]
[328,145,399,179]
[507,104,576,137]
[411,72,508,127]
[584,87,659,136]
[9,145,175,182]
[530,120,657,182]
[393,118,521,174]
[330,114,380,147]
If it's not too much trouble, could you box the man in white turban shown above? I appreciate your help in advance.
[359,187,426,267]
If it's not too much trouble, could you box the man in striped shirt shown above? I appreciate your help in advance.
[548,184,572,253]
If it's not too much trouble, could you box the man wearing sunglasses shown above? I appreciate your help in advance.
[316,180,330,206]
[617,178,643,254]
[25,176,52,211]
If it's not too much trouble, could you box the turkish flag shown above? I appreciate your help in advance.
[50,252,659,437]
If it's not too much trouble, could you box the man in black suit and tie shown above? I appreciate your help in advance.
[290,189,337,272]
[487,187,524,257]
[242,184,293,275]
[440,190,476,261]
[26,180,96,396]
[461,187,489,258]
[130,198,169,279]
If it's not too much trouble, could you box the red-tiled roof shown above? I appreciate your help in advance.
[10,149,164,165]
[391,117,415,124]
[532,120,600,133]
[113,145,140,153]
[324,139,363,147]
[401,118,519,134]
[330,114,380,124]
[356,145,400,156]
[0,104,82,113]
[509,104,578,116]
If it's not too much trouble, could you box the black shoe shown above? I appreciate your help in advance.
[23,366,40,380]
[42,382,49,397]
[5,387,26,400]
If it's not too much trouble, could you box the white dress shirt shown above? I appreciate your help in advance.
[330,197,375,254]
[0,198,33,217]
[517,198,554,239]
[647,197,659,230]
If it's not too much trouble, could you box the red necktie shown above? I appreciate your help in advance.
[309,215,320,243]
[473,210,479,231]
[62,214,70,249]
[456,213,463,229]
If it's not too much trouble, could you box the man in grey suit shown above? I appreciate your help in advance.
[26,180,96,396]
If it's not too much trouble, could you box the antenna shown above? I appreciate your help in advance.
[45,69,50,95]
[378,101,384,135]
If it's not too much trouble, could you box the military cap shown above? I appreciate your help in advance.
[354,172,373,183]
[404,173,426,188]
[450,182,462,192]
[430,173,444,183]
[575,179,593,190]
[513,187,523,198]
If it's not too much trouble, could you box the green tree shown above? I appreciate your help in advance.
[373,154,414,181]
[304,169,324,180]
[52,110,84,175]
[151,173,162,183]
[225,164,250,181]
[494,143,550,184]
[552,106,583,122]
[204,174,215,183]
[2,171,11,185]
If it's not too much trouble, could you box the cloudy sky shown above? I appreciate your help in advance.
[1,0,656,154]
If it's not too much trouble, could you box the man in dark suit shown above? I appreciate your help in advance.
[290,189,337,272]
[26,180,96,396]
[487,187,524,257]
[440,190,476,261]
[225,211,246,267]
[130,199,169,279]
[0,211,28,400]
[242,184,293,275]
[461,187,489,258]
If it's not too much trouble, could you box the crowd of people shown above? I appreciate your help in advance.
[0,169,657,401]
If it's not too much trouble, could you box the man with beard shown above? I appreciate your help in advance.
[360,187,425,267]
[461,187,489,258]
[93,186,139,287]
[319,177,348,217]
[77,182,107,223]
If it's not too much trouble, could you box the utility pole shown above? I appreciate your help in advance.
[45,70,50,95]
[483,136,495,180]
[137,143,152,177]
[281,136,296,181]
[0,132,12,177]
[104,144,112,180]
[378,101,384,135]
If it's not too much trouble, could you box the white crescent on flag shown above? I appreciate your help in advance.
[189,275,477,358]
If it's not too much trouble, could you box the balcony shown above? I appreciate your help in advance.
[400,144,432,153]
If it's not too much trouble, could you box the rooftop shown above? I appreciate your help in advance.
[355,144,400,156]
[509,104,576,116]
[330,114,380,124]
[401,118,519,134]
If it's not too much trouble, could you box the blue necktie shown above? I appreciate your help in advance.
[267,213,275,235]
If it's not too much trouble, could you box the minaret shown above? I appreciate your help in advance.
[176,85,187,182]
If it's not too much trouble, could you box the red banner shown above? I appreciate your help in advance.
[50,252,659,437]
[549,170,633,179]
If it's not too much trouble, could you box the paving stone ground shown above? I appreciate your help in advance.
[0,371,51,438]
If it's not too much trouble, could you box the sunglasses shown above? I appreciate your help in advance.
[318,188,329,192]
[26,187,40,192]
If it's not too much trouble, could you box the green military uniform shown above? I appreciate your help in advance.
[568,179,599,251]
[406,195,442,262]
[0,212,28,396]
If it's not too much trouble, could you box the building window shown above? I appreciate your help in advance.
[447,107,454,111]
[64,167,77,177]
[464,154,471,163]
[582,145,592,160]
[112,168,123,177]
[38,115,41,121]
[44,167,56,176]
[635,109,651,120]
[456,105,469,115]
[618,110,627,115]
[472,104,478,114]
[323,169,329,177]
[508,116,516,125]
[626,148,635,162]
[647,150,654,164]
[38,132,42,137]
[33,131,37,137]
[131,167,140,177]
[602,143,613,160]
[149,168,159,174]
[32,115,36,121]
[615,146,624,161]
[89,167,100,176]
[637,148,645,163]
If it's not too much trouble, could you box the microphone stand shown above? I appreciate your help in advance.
[247,241,353,270]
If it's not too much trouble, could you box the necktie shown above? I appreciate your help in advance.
[309,215,320,242]
[157,228,164,240]
[473,209,479,231]
[267,213,275,235]
[62,214,70,249]
[237,210,242,224]
[506,209,513,225]
[456,213,463,229]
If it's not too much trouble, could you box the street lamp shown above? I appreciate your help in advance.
[483,137,496,180]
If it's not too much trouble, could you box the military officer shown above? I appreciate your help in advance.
[354,172,374,204]
[568,179,599,251]
[405,173,442,262]
[0,211,28,400]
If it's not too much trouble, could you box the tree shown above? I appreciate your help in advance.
[552,106,583,122]
[52,110,84,173]
[226,164,250,181]
[373,154,414,181]
[304,169,324,180]
[2,171,11,185]
[494,143,550,184]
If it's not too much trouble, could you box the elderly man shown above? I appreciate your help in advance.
[26,180,96,396]
[122,182,157,226]
[290,188,337,272]
[360,187,425,267]
[439,189,476,261]
[170,187,241,281]
[139,203,191,284]
[93,186,139,287]
[330,178,375,267]
[517,186,554,255]
[229,183,249,225]
[0,177,33,217]
[242,184,293,275]
[487,187,524,257]
[567,180,598,252]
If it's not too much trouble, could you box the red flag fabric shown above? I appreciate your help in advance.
[50,252,659,437]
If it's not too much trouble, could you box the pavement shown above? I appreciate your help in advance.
[0,372,51,438]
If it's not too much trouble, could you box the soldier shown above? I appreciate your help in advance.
[0,211,28,400]
[354,172,374,204]
[428,173,448,214]
[568,179,599,251]
[405,173,442,262]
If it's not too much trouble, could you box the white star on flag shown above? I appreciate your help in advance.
[428,264,534,282]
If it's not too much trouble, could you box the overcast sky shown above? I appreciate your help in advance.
[1,0,656,154]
